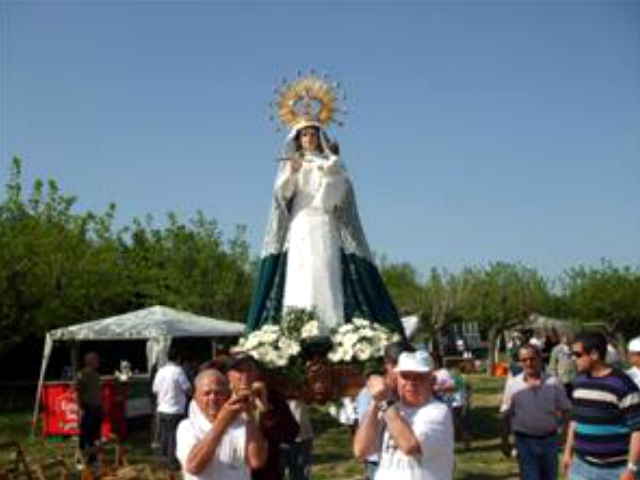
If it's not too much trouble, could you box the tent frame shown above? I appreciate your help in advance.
[31,305,243,437]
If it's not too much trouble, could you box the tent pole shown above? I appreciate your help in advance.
[71,342,79,376]
[31,334,54,440]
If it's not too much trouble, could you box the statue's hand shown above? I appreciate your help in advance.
[322,157,341,176]
[290,159,302,173]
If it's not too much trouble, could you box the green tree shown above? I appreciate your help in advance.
[379,261,424,314]
[561,261,640,343]
[119,212,252,320]
[0,158,253,359]
[457,262,551,373]
[0,158,128,356]
[419,268,468,347]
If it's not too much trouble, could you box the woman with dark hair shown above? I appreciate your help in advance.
[245,74,403,336]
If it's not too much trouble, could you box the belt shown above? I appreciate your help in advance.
[514,430,557,439]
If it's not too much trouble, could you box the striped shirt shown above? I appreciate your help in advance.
[571,368,640,467]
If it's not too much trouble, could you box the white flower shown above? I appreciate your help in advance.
[301,320,321,339]
[352,318,372,328]
[342,332,359,347]
[273,353,289,368]
[329,347,346,363]
[354,343,373,361]
[279,338,301,357]
[233,323,303,369]
[338,323,356,335]
[257,345,277,367]
[328,320,396,364]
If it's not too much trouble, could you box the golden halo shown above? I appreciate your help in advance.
[272,73,345,130]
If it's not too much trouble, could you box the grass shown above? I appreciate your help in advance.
[0,374,519,479]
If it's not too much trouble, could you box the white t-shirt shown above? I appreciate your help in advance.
[176,410,249,480]
[152,362,191,414]
[627,367,640,389]
[375,400,454,480]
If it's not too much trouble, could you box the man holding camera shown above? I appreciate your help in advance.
[225,353,300,480]
[176,369,266,480]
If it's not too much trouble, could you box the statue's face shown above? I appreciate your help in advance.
[299,127,319,153]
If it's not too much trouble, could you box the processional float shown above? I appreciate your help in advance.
[237,72,406,403]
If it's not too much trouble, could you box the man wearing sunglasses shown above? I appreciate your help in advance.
[562,332,640,480]
[500,343,571,480]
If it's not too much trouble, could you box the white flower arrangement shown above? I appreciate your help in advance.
[328,318,400,363]
[234,324,302,369]
[234,311,400,370]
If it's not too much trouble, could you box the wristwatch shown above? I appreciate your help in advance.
[377,399,396,413]
[627,462,639,473]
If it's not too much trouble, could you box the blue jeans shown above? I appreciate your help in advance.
[568,455,628,480]
[514,432,559,480]
[281,439,313,480]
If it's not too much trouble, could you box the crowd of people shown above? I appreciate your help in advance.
[501,331,640,480]
[155,341,459,480]
[96,339,460,480]
[72,331,640,480]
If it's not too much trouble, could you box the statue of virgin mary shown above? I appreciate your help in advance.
[245,74,404,336]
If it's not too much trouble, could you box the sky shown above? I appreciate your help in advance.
[1,0,639,281]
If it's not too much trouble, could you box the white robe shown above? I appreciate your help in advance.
[274,153,347,332]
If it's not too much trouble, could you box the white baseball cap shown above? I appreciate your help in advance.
[628,337,640,353]
[529,338,543,348]
[394,350,434,373]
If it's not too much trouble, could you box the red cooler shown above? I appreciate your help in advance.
[41,379,127,439]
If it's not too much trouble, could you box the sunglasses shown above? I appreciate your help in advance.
[519,356,538,363]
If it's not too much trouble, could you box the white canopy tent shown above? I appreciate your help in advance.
[32,305,244,434]
[524,313,578,337]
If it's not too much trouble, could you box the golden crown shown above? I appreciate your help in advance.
[270,71,347,131]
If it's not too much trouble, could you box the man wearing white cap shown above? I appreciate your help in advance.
[353,350,454,480]
[627,337,640,388]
